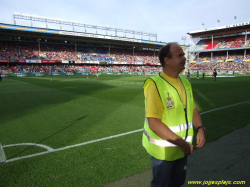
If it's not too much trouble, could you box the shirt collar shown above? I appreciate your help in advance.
[160,71,179,82]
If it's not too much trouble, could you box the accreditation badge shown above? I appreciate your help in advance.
[166,91,175,109]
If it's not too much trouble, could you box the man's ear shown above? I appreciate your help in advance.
[164,57,169,66]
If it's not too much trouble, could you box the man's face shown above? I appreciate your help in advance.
[165,44,186,73]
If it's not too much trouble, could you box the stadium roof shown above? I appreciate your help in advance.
[187,21,250,38]
[0,23,167,49]
[13,13,157,40]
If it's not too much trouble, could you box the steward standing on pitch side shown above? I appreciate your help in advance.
[142,43,206,187]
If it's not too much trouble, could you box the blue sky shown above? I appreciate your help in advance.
[0,0,249,44]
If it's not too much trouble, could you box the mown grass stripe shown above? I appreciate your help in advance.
[3,100,249,164]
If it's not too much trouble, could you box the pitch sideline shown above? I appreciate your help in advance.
[2,100,250,163]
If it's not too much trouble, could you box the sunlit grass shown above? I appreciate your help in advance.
[0,74,249,187]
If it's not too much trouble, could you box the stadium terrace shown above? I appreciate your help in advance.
[0,15,250,76]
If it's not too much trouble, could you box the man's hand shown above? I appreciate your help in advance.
[196,129,206,148]
[180,141,194,156]
[193,108,206,148]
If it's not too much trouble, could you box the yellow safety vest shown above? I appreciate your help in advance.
[142,75,194,161]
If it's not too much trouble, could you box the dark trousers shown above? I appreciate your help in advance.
[151,156,187,187]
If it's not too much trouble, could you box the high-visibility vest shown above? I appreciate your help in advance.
[142,75,194,161]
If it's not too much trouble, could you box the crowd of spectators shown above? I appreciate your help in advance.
[191,61,250,72]
[1,40,250,76]
[0,64,162,74]
[0,42,39,61]
[197,38,220,50]
[1,61,249,75]
[11,65,44,73]
[217,36,245,49]
[0,41,158,64]
[196,36,249,50]
[1,40,248,64]
[194,51,248,61]
[0,65,10,73]
[108,48,158,64]
[39,44,77,61]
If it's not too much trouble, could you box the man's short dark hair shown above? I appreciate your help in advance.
[158,42,178,67]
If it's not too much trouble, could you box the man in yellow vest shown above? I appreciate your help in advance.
[143,43,206,187]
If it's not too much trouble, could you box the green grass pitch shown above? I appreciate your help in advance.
[0,74,249,187]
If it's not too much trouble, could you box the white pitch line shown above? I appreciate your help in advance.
[200,101,250,114]
[4,129,142,163]
[0,143,6,163]
[4,143,54,152]
[55,129,143,152]
[3,100,250,163]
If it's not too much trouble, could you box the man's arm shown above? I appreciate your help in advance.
[193,108,206,148]
[148,118,193,156]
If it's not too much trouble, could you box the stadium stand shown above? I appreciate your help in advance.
[195,36,248,51]
[0,41,159,64]
[196,38,220,50]
[1,38,249,76]
[0,64,162,76]
[187,22,250,75]
[1,21,250,76]
[217,36,246,49]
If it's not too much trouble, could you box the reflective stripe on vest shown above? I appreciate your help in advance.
[145,118,193,133]
[143,128,193,147]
